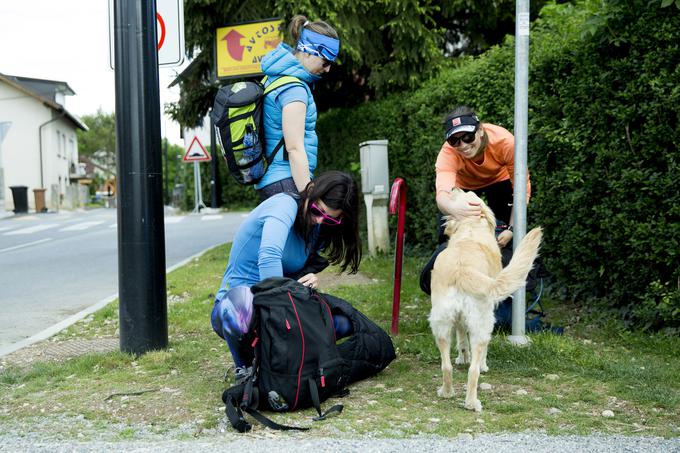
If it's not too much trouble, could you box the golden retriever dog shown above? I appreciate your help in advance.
[429,189,542,412]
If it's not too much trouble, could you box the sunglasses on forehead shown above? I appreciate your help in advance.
[447,131,477,147]
[309,202,343,225]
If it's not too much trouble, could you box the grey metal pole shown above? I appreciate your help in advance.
[210,119,221,208]
[508,0,531,346]
[192,161,206,213]
[114,0,168,355]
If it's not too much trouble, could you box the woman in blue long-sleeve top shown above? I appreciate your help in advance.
[211,171,361,378]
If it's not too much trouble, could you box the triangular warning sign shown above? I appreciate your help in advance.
[183,136,211,162]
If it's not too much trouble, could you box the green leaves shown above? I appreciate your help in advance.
[316,0,680,330]
[659,0,680,9]
[171,0,551,126]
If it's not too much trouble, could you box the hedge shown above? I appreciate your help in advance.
[314,0,680,331]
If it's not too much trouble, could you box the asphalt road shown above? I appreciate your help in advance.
[0,207,245,354]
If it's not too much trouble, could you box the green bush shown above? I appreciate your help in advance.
[529,0,680,331]
[316,0,680,330]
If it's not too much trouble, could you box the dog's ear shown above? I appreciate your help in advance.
[480,199,496,232]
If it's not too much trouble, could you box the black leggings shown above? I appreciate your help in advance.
[256,177,298,202]
[424,179,514,295]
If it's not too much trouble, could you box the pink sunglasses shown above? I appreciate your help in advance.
[309,202,343,225]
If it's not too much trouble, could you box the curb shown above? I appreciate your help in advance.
[0,243,224,359]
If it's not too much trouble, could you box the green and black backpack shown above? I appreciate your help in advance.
[210,76,301,186]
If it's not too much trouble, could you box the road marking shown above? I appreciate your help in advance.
[4,224,60,235]
[109,223,117,228]
[165,216,185,224]
[60,221,105,231]
[0,226,15,232]
[0,237,52,253]
[0,243,226,359]
[201,215,223,221]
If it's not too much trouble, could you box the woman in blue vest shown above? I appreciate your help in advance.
[211,171,361,380]
[256,15,340,200]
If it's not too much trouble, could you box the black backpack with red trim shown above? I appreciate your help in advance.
[222,277,395,432]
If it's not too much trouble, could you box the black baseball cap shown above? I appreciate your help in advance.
[444,114,480,139]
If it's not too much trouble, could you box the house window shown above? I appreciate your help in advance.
[62,134,67,160]
[56,131,61,158]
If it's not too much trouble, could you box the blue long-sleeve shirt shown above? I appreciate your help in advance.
[215,193,318,302]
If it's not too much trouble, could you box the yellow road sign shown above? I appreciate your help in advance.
[215,19,284,79]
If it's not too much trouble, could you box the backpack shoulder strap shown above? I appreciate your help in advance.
[222,383,252,433]
[259,76,304,166]
[262,75,303,95]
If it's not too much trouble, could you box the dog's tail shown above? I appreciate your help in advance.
[486,227,543,302]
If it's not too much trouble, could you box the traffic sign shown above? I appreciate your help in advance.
[108,0,185,68]
[215,19,284,79]
[183,136,211,162]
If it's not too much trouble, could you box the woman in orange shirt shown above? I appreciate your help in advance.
[420,105,531,294]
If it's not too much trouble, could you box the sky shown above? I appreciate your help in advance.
[0,0,191,146]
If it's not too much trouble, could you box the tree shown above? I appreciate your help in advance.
[76,111,200,208]
[168,0,549,128]
[77,109,116,176]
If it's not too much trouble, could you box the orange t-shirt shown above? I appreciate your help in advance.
[435,123,531,200]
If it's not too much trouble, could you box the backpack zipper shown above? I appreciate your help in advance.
[315,294,337,342]
[287,291,305,410]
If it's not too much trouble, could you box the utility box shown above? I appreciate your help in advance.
[360,140,389,195]
[359,140,390,256]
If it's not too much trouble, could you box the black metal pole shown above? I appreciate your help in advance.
[210,119,221,208]
[114,0,167,355]
[164,138,169,204]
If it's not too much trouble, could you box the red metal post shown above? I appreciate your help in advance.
[389,178,407,335]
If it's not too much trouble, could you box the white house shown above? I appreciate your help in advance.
[0,73,88,213]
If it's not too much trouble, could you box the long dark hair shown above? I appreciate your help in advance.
[295,171,362,274]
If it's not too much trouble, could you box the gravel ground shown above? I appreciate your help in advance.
[1,432,679,452]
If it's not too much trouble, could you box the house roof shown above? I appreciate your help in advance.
[0,73,88,131]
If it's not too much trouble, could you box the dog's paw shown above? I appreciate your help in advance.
[437,386,454,398]
[455,355,469,365]
[480,363,489,373]
[464,398,482,412]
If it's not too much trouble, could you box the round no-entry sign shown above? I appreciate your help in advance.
[108,0,185,68]
[157,13,166,51]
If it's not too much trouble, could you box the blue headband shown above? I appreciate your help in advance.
[296,28,340,62]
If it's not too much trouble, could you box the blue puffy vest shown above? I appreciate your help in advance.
[257,43,320,190]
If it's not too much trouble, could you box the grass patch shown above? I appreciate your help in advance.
[1,246,679,439]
